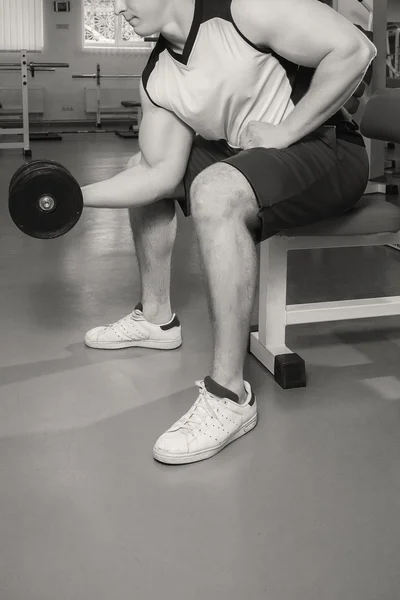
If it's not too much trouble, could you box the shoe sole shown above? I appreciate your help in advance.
[153,412,258,465]
[84,336,182,350]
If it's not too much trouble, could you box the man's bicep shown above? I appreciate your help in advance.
[138,82,195,184]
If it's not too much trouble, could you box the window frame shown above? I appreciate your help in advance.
[82,0,153,53]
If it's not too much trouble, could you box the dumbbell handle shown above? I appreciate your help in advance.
[38,196,56,212]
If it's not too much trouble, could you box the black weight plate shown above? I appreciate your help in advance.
[9,161,36,195]
[10,165,83,239]
[9,165,83,239]
[11,161,72,199]
[10,160,53,195]
[9,159,71,196]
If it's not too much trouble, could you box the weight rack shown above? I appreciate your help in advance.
[72,64,141,131]
[0,51,69,156]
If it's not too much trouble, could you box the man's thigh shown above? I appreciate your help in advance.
[221,126,370,242]
[173,128,370,243]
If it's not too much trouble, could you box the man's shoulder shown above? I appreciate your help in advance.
[231,0,272,21]
[231,0,329,47]
[231,0,270,46]
[230,0,276,48]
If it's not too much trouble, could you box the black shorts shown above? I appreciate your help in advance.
[177,124,370,243]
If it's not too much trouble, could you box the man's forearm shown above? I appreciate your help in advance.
[81,162,176,208]
[280,47,376,145]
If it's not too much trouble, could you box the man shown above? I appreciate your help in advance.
[81,0,376,465]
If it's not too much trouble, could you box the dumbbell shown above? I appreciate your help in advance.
[8,160,83,239]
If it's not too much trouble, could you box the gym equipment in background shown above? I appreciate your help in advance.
[72,64,141,132]
[0,51,69,156]
[115,100,142,139]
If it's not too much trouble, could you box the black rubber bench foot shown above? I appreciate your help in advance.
[275,353,307,389]
[386,184,399,196]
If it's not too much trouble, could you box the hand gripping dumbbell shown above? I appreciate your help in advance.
[8,160,84,239]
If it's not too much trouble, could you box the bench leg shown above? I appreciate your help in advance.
[249,237,307,389]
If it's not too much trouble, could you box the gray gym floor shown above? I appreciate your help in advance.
[1,135,400,600]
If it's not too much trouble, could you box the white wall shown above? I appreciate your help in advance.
[0,0,152,122]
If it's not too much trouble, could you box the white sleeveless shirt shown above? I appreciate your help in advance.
[142,0,345,149]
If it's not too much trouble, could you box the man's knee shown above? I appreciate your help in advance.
[190,163,254,219]
[190,162,263,238]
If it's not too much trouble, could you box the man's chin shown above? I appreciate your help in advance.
[130,20,146,34]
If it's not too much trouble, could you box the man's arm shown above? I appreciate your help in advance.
[82,83,194,208]
[233,0,377,145]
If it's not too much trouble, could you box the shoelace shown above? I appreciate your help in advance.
[131,309,144,321]
[105,310,143,330]
[177,380,224,435]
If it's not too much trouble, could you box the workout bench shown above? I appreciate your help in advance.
[115,101,142,139]
[249,88,400,389]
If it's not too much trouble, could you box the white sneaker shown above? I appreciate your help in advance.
[153,376,257,465]
[84,302,182,350]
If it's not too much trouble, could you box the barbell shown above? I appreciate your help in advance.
[8,160,83,239]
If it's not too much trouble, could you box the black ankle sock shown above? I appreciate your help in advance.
[204,376,240,403]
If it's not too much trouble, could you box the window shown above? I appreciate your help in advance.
[83,0,154,51]
[0,0,44,51]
